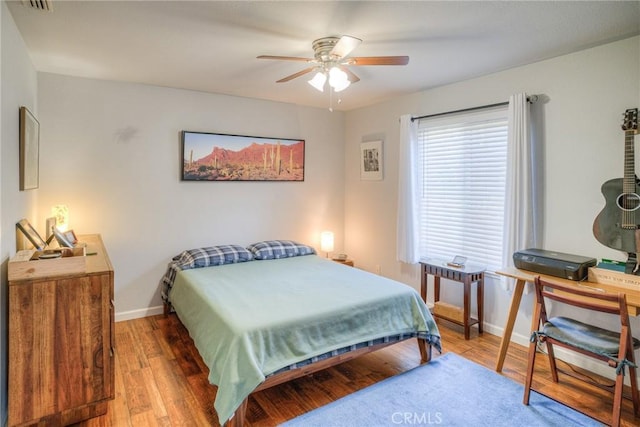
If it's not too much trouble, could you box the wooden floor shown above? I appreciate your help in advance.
[79,314,639,426]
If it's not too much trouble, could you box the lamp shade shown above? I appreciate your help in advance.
[328,67,350,92]
[52,205,69,232]
[320,231,334,253]
[308,71,327,92]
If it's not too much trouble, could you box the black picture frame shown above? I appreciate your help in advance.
[181,131,305,181]
[16,218,47,251]
[360,140,383,181]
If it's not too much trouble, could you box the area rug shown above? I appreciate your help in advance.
[280,352,602,426]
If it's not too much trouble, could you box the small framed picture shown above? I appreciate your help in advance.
[360,140,383,180]
[16,218,47,251]
[54,228,78,248]
[64,230,78,245]
[45,217,57,241]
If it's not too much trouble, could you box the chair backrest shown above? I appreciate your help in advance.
[533,276,630,329]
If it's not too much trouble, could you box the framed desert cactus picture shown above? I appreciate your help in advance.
[181,131,305,182]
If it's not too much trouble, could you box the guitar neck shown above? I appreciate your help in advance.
[624,130,636,193]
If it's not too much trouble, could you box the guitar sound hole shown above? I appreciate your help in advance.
[616,192,640,212]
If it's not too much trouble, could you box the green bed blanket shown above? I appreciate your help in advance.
[169,255,440,425]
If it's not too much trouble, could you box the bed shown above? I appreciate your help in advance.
[160,241,441,426]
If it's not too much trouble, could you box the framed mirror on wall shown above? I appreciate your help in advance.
[19,106,40,191]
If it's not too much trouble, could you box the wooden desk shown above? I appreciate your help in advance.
[420,260,485,340]
[494,267,640,372]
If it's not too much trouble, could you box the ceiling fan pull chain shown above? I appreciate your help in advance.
[329,86,334,112]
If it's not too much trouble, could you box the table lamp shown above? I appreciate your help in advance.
[320,231,334,258]
[52,204,69,232]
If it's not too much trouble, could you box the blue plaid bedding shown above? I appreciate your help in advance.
[160,244,253,303]
[161,241,317,304]
[268,331,431,376]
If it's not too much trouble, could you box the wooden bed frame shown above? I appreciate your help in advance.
[226,336,430,427]
[164,299,432,427]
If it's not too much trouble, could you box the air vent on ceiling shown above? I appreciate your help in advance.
[21,0,53,12]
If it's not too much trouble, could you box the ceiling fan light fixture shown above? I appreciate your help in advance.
[308,71,327,92]
[329,67,350,92]
[259,34,409,99]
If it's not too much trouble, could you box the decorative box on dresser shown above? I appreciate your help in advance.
[8,234,115,426]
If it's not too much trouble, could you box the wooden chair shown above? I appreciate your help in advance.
[523,276,640,427]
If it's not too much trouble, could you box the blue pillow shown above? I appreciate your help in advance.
[173,244,253,269]
[247,240,316,260]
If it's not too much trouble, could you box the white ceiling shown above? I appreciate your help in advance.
[7,1,640,111]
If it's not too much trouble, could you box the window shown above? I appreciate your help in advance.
[417,107,508,271]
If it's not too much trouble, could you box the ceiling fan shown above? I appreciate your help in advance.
[257,35,409,93]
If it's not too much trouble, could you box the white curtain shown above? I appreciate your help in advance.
[501,93,541,291]
[397,114,420,264]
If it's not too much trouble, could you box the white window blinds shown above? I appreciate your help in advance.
[417,107,508,270]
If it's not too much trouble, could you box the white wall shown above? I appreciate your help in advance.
[3,8,639,416]
[344,36,640,364]
[0,1,39,423]
[37,74,346,319]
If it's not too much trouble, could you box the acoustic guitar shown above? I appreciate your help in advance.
[593,108,640,273]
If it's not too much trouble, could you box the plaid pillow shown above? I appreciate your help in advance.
[247,240,316,260]
[174,244,254,269]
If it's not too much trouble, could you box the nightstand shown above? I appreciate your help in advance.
[419,258,485,340]
[332,258,354,267]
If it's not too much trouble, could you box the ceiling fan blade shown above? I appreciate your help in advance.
[330,35,362,59]
[257,55,314,63]
[276,67,316,83]
[348,56,410,66]
[337,66,360,83]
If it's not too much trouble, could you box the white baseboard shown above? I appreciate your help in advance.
[115,305,164,322]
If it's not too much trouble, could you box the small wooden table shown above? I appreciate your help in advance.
[420,259,486,340]
[494,267,640,372]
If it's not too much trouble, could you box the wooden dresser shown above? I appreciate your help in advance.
[8,234,115,426]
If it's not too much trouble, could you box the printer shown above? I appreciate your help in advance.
[513,248,597,281]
